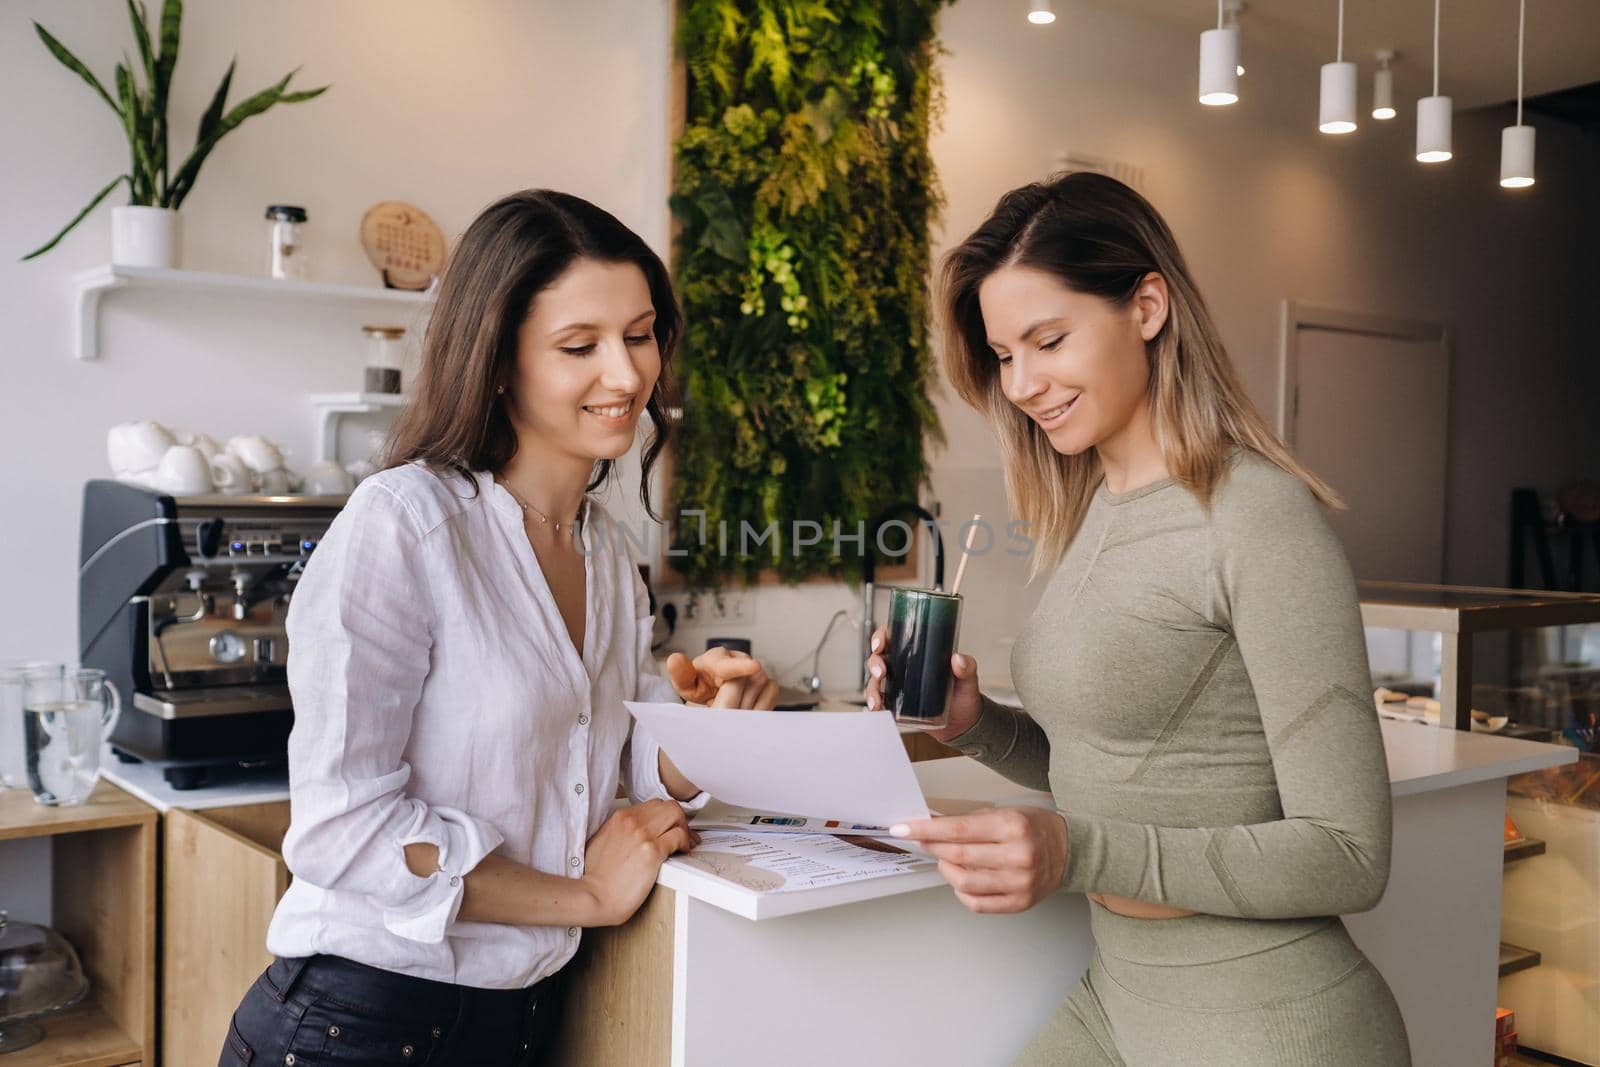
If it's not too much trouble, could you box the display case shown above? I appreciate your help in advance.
[1358,582,1600,1064]
[1359,581,1600,735]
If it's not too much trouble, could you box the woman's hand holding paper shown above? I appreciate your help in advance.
[889,806,1068,914]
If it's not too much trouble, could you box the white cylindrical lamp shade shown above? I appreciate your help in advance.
[1199,27,1239,106]
[1029,0,1056,25]
[1372,67,1395,119]
[1416,95,1453,162]
[1319,62,1358,133]
[1500,124,1536,187]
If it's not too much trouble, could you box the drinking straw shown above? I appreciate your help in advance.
[950,513,982,596]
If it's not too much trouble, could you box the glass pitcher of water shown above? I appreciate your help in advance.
[0,663,61,790]
[21,668,121,806]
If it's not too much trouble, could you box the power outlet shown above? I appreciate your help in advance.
[709,593,754,623]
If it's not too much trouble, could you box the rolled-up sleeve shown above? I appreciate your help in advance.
[620,568,710,810]
[280,480,504,943]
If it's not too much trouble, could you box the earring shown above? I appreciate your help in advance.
[496,385,505,395]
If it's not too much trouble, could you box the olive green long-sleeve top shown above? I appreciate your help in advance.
[949,449,1392,920]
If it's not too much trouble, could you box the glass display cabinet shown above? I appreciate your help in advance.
[1358,582,1600,1064]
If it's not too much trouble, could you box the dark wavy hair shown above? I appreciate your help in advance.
[385,189,680,518]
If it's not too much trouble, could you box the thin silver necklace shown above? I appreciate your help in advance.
[497,478,582,533]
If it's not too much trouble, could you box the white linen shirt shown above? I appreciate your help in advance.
[264,461,696,989]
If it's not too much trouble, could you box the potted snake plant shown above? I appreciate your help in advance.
[23,0,329,267]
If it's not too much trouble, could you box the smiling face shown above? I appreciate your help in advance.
[977,264,1165,459]
[506,257,661,466]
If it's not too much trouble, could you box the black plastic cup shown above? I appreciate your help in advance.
[883,587,962,729]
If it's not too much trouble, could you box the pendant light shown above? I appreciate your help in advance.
[1227,1,1246,77]
[1500,0,1535,187]
[1416,0,1452,163]
[1028,0,1056,25]
[1372,50,1396,120]
[1199,0,1240,106]
[1319,0,1358,134]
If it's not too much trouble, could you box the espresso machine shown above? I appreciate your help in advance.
[79,480,343,789]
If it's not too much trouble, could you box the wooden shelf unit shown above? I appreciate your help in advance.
[0,781,157,1067]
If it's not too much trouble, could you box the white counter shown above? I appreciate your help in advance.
[639,723,1574,1067]
[1381,719,1578,796]
[99,745,290,813]
[660,720,1577,919]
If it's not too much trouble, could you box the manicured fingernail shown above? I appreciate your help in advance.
[872,634,882,652]
[870,662,884,679]
[954,654,970,669]
[889,824,909,838]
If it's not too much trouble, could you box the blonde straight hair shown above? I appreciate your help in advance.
[938,173,1341,576]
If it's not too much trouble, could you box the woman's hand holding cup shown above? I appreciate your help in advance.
[864,624,984,741]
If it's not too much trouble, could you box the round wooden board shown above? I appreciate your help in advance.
[359,201,446,290]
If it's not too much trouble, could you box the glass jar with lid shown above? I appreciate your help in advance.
[362,324,406,394]
[265,204,308,280]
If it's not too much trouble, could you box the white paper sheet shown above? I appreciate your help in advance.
[689,800,896,837]
[675,830,934,893]
[625,702,931,826]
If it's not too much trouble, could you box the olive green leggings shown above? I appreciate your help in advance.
[1016,905,1411,1066]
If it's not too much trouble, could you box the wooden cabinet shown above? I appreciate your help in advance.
[900,729,957,762]
[0,781,157,1067]
[153,740,952,1064]
[161,802,290,1067]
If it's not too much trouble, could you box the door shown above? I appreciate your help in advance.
[1281,304,1450,583]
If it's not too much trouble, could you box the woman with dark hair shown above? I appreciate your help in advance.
[220,190,777,1066]
[866,172,1411,1064]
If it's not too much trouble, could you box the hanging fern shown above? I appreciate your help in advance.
[669,0,948,588]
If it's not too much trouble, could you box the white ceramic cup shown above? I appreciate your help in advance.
[208,453,252,495]
[303,460,355,496]
[227,435,284,474]
[154,445,214,496]
[344,458,377,485]
[177,431,221,461]
[256,468,292,495]
[107,420,176,476]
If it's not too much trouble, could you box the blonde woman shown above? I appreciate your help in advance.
[866,173,1410,1065]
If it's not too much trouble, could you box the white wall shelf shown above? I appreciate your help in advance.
[71,265,432,361]
[310,392,410,461]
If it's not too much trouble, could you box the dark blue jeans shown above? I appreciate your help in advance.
[219,955,563,1066]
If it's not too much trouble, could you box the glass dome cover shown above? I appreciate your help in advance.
[0,910,89,1052]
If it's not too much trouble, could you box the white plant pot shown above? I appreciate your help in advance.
[111,206,182,268]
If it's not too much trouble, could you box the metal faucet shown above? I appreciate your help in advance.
[860,502,946,690]
[801,609,851,694]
